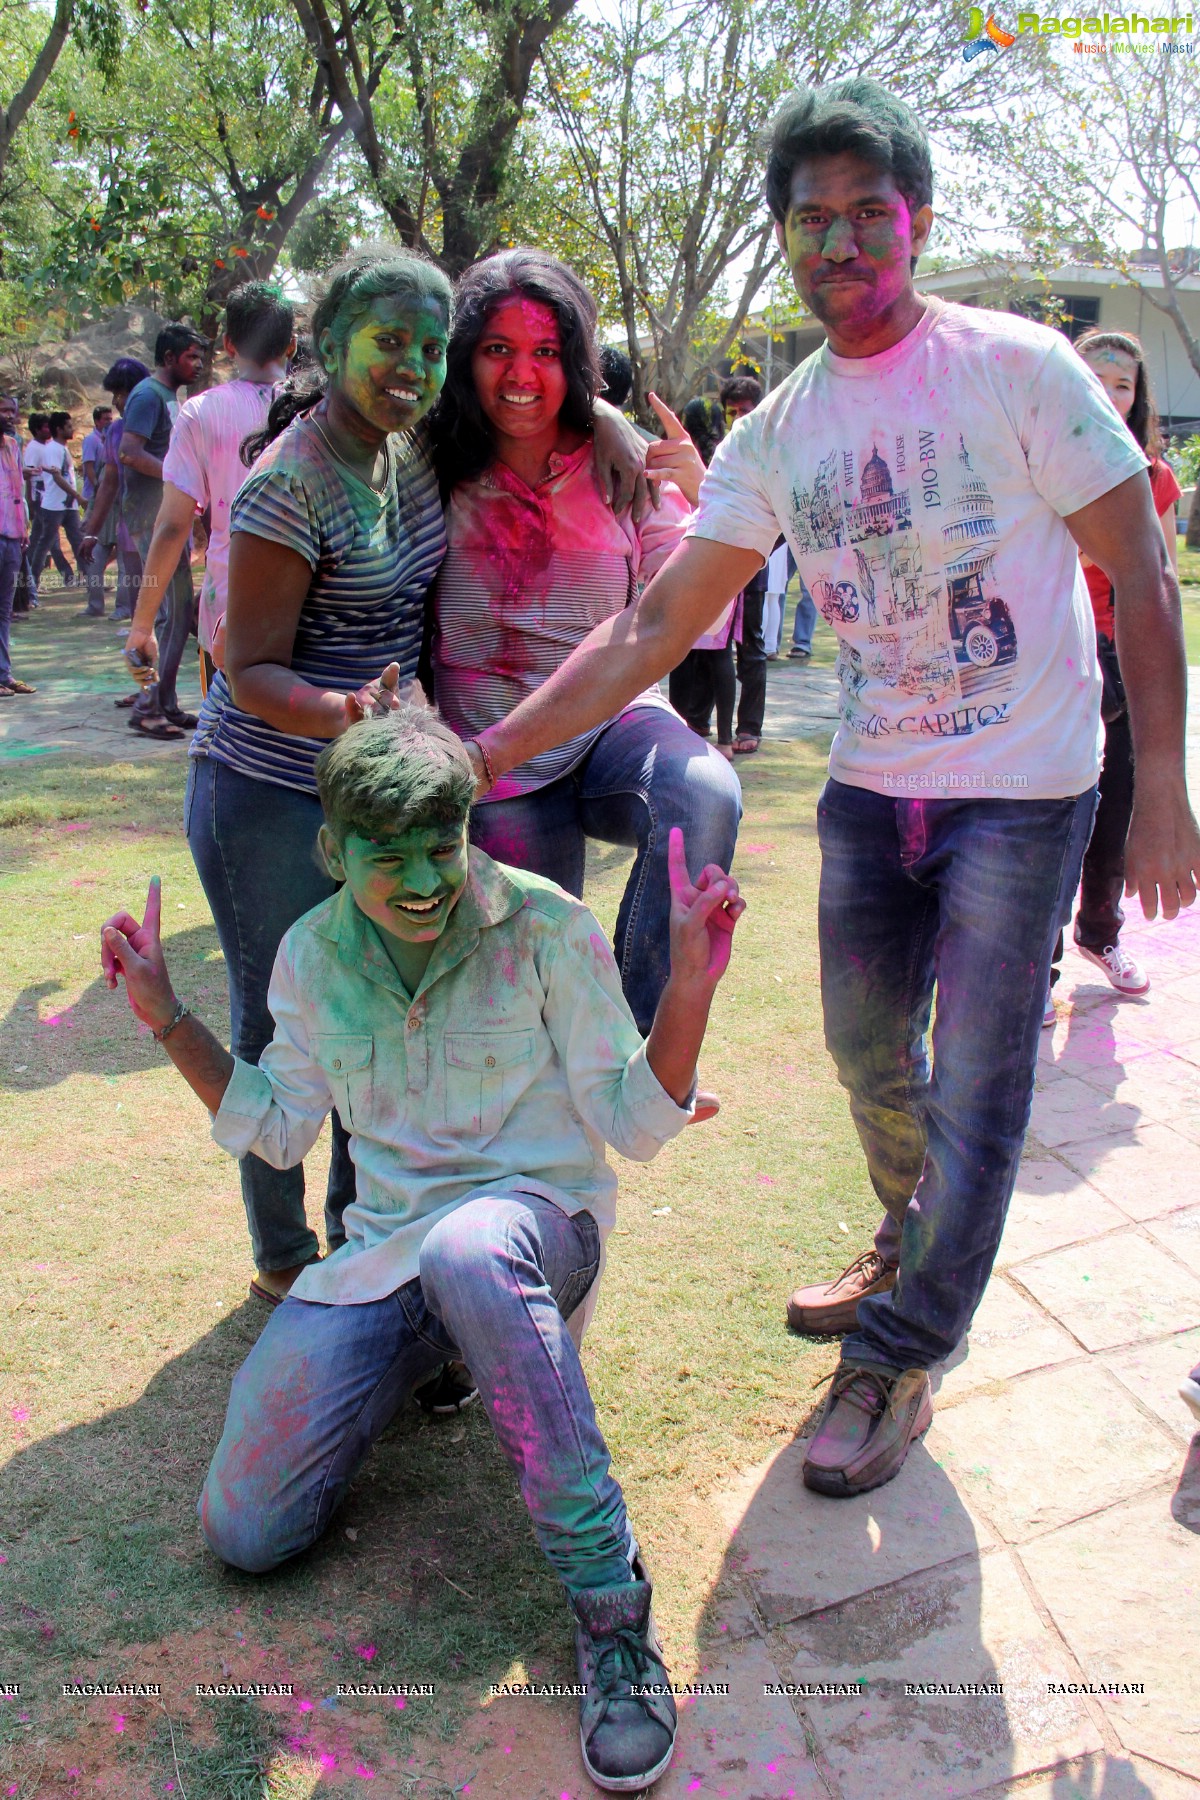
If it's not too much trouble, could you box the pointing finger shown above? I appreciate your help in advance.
[379,662,401,692]
[648,392,687,440]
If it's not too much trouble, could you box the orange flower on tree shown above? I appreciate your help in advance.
[232,247,249,258]
[256,206,275,221]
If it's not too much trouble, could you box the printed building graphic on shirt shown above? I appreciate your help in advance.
[788,431,1018,729]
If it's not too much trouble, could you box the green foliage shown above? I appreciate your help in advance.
[1170,434,1200,489]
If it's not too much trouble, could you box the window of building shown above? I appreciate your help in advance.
[1011,293,1100,340]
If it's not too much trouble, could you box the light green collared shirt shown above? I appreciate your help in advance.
[212,850,692,1304]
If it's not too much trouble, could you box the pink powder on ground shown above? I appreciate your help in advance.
[10,1408,29,1423]
[353,1643,377,1662]
[112,1716,126,1734]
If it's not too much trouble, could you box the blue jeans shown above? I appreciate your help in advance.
[199,1193,633,1596]
[817,778,1097,1370]
[470,703,742,1034]
[185,755,356,1270]
[131,526,193,719]
[0,535,21,685]
[792,583,818,655]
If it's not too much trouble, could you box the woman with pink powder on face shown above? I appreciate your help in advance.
[429,249,742,1104]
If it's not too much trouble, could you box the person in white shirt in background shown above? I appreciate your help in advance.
[22,413,78,594]
[0,394,36,695]
[125,281,296,694]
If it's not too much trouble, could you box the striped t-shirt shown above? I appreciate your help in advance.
[431,443,690,799]
[190,415,446,794]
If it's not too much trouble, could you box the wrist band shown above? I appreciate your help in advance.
[466,737,496,793]
[154,1000,191,1042]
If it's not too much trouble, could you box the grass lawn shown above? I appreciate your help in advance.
[0,655,872,1794]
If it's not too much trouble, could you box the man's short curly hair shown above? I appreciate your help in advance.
[314,706,475,845]
[765,77,933,224]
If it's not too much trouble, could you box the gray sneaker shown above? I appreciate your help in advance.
[802,1361,932,1497]
[571,1556,677,1791]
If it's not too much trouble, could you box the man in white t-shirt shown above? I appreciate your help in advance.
[125,281,296,688]
[22,414,79,594]
[461,78,1200,1497]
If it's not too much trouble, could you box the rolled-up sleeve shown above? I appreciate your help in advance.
[541,907,693,1159]
[211,945,332,1168]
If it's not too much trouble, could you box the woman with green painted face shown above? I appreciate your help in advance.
[186,246,650,1308]
[186,247,456,1306]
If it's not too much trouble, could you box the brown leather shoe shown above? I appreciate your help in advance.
[802,1362,932,1497]
[786,1248,898,1335]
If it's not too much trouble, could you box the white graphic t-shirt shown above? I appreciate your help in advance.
[690,299,1147,799]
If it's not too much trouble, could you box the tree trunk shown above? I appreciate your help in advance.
[0,0,74,189]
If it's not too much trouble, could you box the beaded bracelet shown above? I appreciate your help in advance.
[153,999,192,1042]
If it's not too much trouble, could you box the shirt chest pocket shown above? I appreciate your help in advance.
[311,1033,374,1133]
[444,1029,536,1141]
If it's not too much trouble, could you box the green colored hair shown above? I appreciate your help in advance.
[314,706,474,844]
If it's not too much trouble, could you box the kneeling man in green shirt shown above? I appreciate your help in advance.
[100,703,743,1794]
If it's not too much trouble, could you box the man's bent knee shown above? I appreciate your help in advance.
[198,1473,296,1575]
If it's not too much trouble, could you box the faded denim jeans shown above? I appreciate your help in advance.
[817,777,1097,1370]
[199,1193,635,1596]
[185,755,355,1270]
[470,702,742,1034]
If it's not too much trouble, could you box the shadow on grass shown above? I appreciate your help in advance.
[0,924,224,1091]
[1,1299,569,1789]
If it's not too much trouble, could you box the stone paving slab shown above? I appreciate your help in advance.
[1028,1076,1145,1151]
[711,1437,995,1627]
[932,1275,1082,1405]
[1018,1465,1200,1780]
[999,1754,1200,1798]
[1104,1326,1200,1445]
[1012,1231,1200,1352]
[1056,1124,1200,1223]
[997,1162,1127,1269]
[653,1637,826,1800]
[1143,1204,1200,1280]
[778,1549,1104,1800]
[928,1361,1180,1542]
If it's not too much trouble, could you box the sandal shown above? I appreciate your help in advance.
[163,708,198,729]
[5,678,36,694]
[0,685,14,699]
[250,1254,323,1307]
[732,735,761,755]
[128,714,184,740]
[114,692,138,708]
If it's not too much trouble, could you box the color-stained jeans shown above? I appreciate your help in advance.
[185,755,356,1270]
[199,1193,634,1596]
[470,702,742,1035]
[817,778,1097,1370]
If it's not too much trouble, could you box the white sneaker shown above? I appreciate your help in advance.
[1042,990,1058,1028]
[1077,942,1149,995]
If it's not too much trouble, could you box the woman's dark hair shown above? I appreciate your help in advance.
[718,374,763,409]
[102,357,151,397]
[681,396,724,467]
[429,247,600,495]
[765,77,933,227]
[1075,329,1162,458]
[242,245,453,466]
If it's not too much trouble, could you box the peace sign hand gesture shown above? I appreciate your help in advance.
[667,826,744,987]
[100,876,178,1032]
[644,393,708,507]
